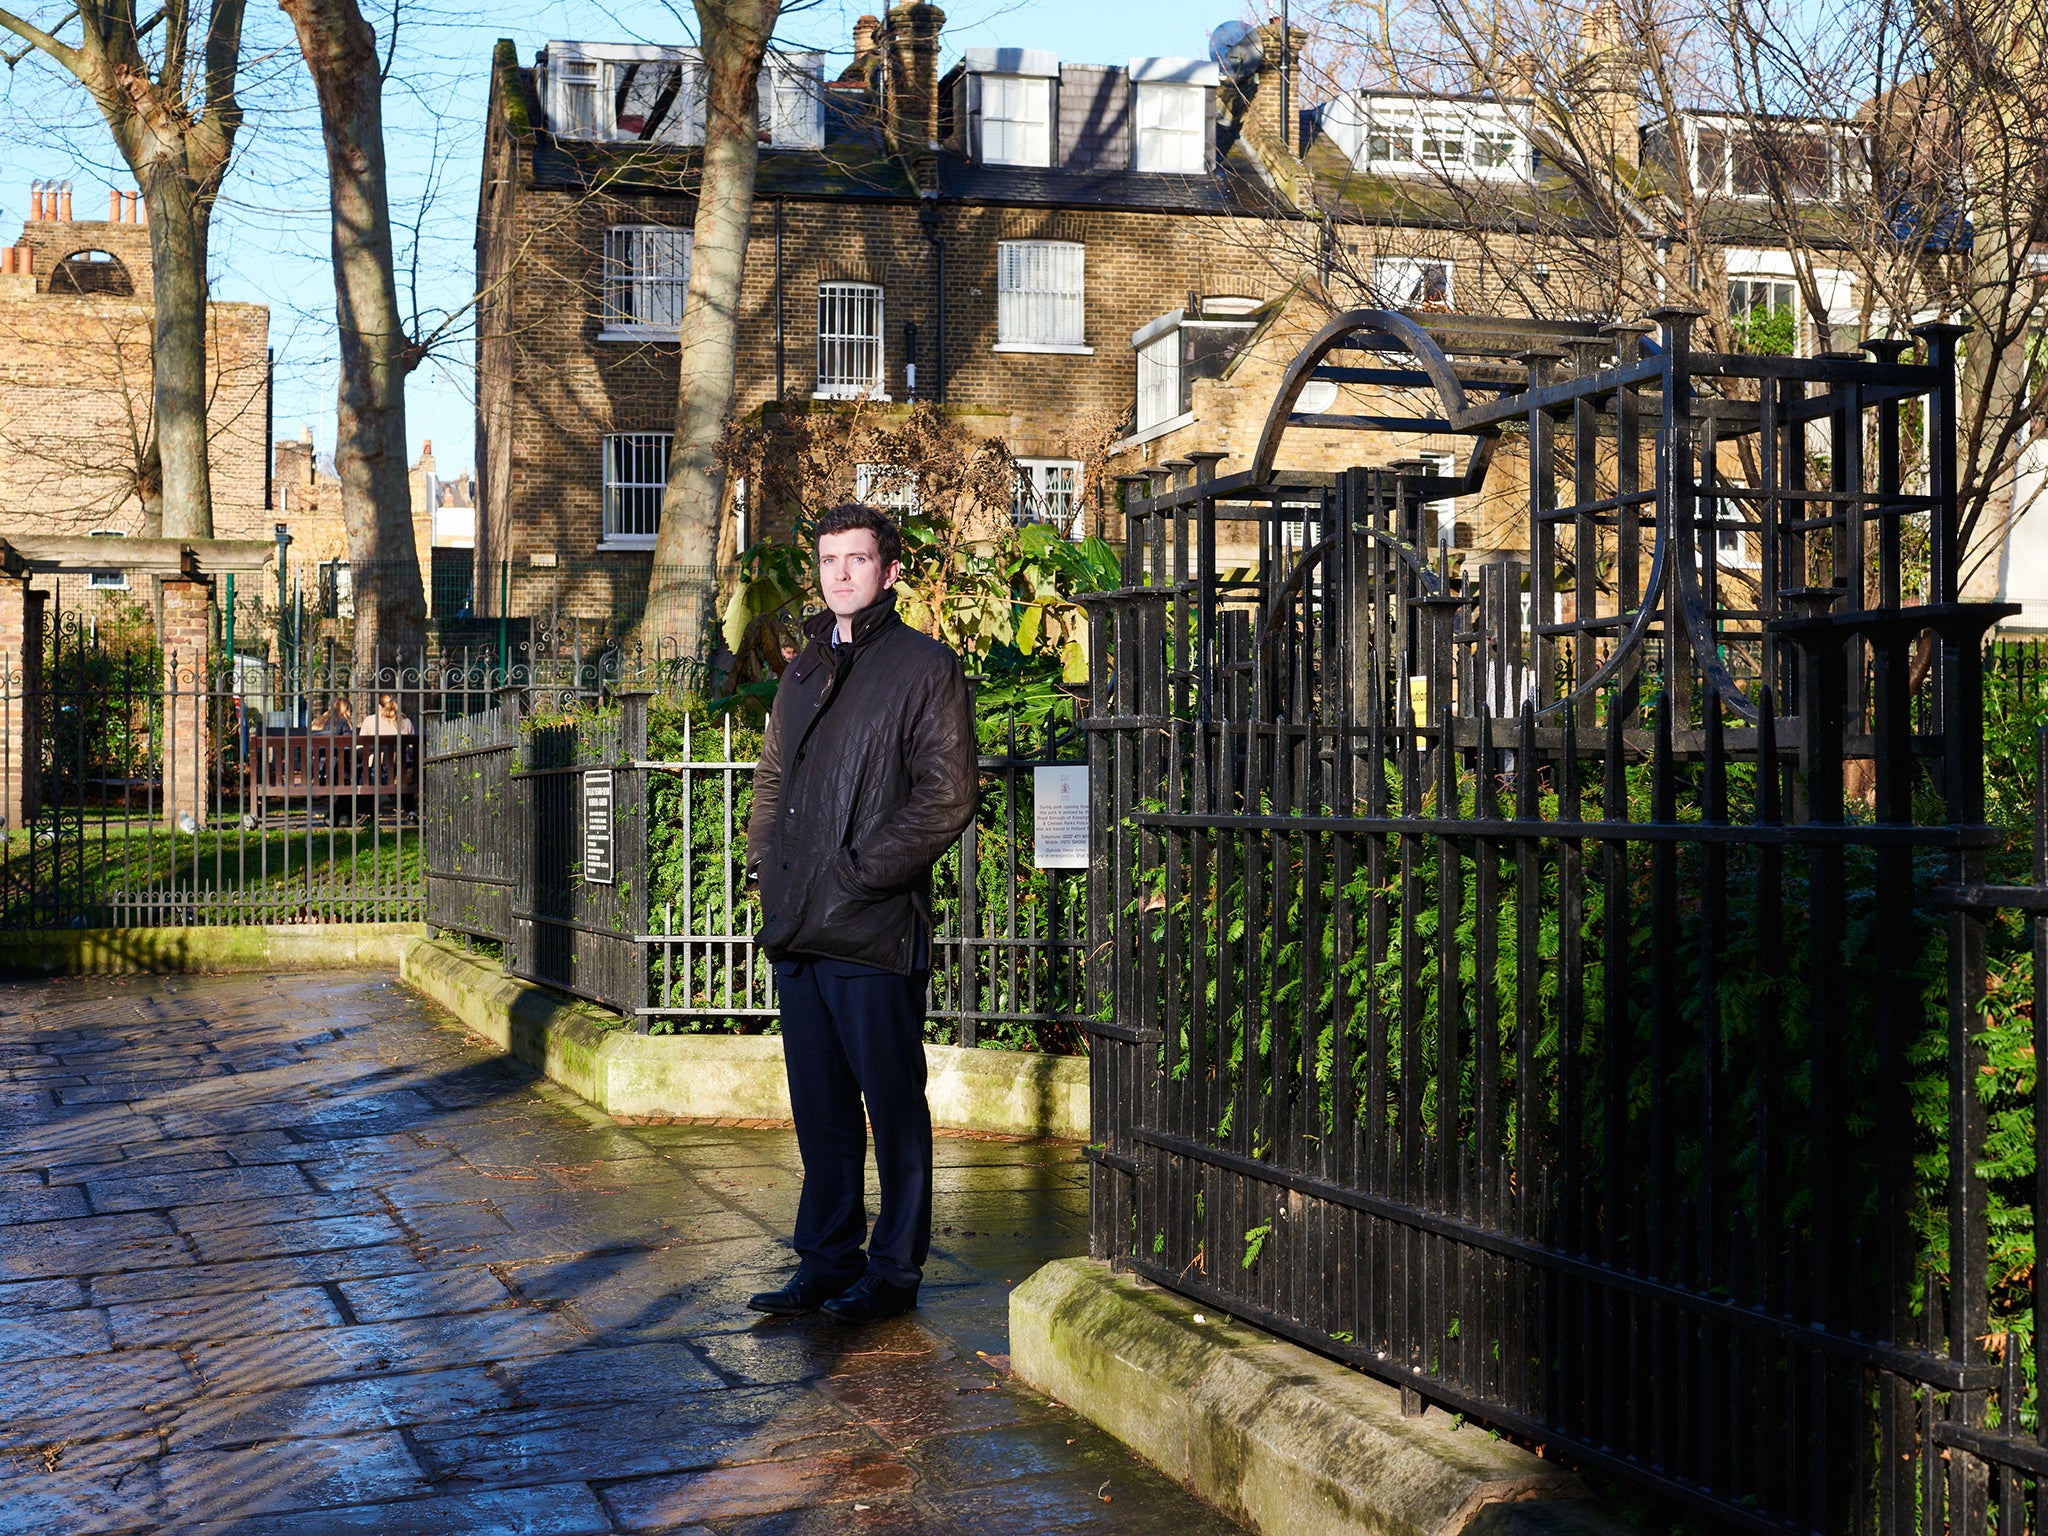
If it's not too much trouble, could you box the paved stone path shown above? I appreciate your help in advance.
[0,971,1244,1535]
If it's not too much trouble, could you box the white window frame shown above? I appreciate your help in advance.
[1366,113,1415,167]
[601,432,671,548]
[1713,504,1761,569]
[552,55,605,139]
[976,73,1053,167]
[1419,116,1466,167]
[855,463,922,515]
[544,44,823,149]
[758,54,825,149]
[1013,459,1084,533]
[1332,96,1529,182]
[815,282,886,400]
[1420,450,1459,548]
[1690,116,1842,202]
[87,528,127,589]
[996,241,1089,353]
[602,226,692,337]
[1373,256,1454,309]
[1136,328,1181,433]
[1134,82,1206,174]
[319,559,355,620]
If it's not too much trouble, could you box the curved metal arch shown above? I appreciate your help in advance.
[1249,309,1487,486]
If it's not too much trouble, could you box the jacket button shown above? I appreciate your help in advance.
[782,861,790,870]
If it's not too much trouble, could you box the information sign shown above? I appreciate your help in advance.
[1033,765,1090,869]
[583,769,615,885]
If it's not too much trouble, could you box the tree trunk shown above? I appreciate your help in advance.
[645,0,781,661]
[280,0,427,676]
[138,159,217,541]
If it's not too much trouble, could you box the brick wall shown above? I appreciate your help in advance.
[0,277,269,543]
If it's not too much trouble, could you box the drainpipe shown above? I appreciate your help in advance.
[263,348,274,511]
[918,189,945,402]
[1279,0,1291,154]
[774,198,785,402]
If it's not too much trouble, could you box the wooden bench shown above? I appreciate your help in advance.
[244,732,419,824]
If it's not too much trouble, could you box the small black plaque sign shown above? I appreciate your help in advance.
[583,768,615,885]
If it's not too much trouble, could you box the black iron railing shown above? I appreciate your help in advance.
[1088,310,2044,1531]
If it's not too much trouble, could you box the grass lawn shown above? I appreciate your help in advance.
[0,819,423,926]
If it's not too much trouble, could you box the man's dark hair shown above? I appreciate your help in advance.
[812,502,902,568]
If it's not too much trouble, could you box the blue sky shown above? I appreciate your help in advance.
[1,0,1234,481]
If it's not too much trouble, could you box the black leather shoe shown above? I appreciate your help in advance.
[747,1267,855,1316]
[821,1273,919,1321]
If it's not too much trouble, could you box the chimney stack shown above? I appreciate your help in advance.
[1573,0,1640,164]
[1234,19,1309,156]
[844,14,882,85]
[881,3,945,151]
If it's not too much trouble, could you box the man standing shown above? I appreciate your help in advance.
[744,504,976,1321]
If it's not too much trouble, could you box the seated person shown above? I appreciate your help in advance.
[360,693,413,736]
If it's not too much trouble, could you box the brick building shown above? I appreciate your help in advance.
[0,179,272,609]
[475,2,1902,619]
[268,429,467,624]
[474,6,1320,621]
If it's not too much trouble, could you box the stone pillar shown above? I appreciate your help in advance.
[0,574,44,832]
[161,576,213,828]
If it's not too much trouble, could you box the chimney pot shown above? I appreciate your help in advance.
[30,181,44,221]
[58,182,71,221]
[110,189,122,222]
[19,247,29,276]
[125,191,138,223]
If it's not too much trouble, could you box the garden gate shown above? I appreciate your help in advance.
[423,692,648,1016]
[1089,308,2048,1531]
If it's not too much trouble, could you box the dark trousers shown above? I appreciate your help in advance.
[775,958,932,1288]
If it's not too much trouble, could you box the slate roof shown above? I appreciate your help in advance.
[932,140,1288,218]
[494,42,1288,218]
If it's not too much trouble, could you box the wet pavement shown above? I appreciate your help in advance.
[0,971,1245,1535]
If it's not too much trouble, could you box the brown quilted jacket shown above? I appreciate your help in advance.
[745,590,976,974]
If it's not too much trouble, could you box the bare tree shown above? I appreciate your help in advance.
[1285,0,2048,588]
[279,0,427,669]
[642,0,782,658]
[0,0,249,539]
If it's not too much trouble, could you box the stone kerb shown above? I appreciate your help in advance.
[1011,1258,1632,1536]
[400,936,1090,1140]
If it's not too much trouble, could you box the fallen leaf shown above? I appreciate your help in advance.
[976,1350,1011,1374]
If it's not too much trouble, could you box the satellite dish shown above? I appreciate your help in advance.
[1209,20,1263,81]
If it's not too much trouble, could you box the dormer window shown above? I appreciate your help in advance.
[556,57,604,137]
[1688,117,1845,201]
[1325,94,1531,181]
[541,43,822,148]
[980,75,1052,165]
[1128,58,1218,174]
[964,48,1058,167]
[1135,84,1204,172]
